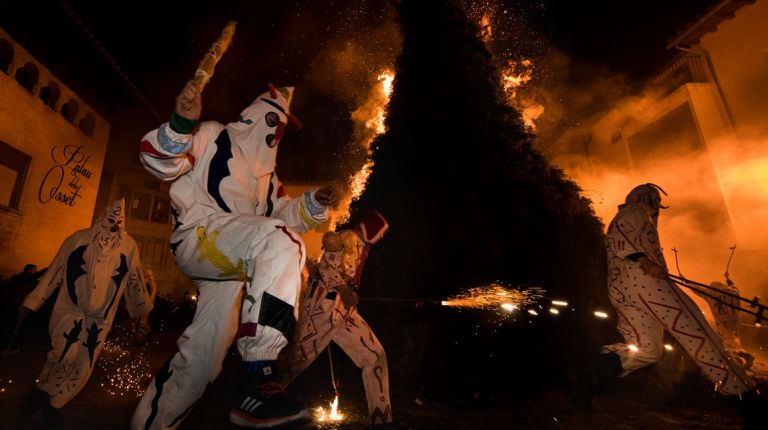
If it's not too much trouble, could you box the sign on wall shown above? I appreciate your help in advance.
[38,144,93,207]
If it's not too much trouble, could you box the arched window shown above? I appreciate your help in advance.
[78,113,95,137]
[14,62,39,93]
[60,98,79,123]
[0,39,13,75]
[39,81,60,109]
[0,141,31,210]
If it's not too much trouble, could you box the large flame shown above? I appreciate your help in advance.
[329,70,395,229]
[474,12,545,130]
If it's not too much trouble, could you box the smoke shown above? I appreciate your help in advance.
[301,11,400,108]
[527,49,768,334]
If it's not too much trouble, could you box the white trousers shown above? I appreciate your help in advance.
[132,213,305,430]
[602,260,754,395]
[37,311,109,408]
[280,283,392,425]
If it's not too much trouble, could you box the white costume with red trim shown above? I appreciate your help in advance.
[280,212,392,425]
[601,187,753,395]
[23,199,150,408]
[132,87,328,430]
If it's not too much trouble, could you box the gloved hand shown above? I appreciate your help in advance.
[638,256,667,279]
[175,80,202,121]
[336,283,359,308]
[315,186,340,208]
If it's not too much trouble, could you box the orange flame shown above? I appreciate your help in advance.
[329,70,395,229]
[314,394,344,423]
[479,13,493,43]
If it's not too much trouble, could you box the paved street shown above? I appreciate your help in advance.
[1,319,764,429]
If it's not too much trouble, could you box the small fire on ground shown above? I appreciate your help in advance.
[315,394,345,424]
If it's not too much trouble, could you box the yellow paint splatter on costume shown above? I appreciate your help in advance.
[196,226,249,281]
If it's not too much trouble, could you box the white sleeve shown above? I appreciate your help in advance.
[268,175,328,233]
[138,121,219,181]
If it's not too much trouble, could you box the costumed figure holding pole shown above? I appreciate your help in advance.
[279,210,393,429]
[569,184,758,413]
[132,21,340,430]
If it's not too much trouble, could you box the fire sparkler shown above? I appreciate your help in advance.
[440,283,545,312]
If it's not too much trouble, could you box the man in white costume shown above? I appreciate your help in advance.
[19,199,151,425]
[692,279,754,368]
[132,80,338,429]
[570,184,754,411]
[280,210,392,428]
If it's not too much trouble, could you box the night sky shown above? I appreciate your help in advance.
[0,0,720,180]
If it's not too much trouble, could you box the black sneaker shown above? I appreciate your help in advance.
[41,402,65,427]
[20,387,47,418]
[229,381,309,428]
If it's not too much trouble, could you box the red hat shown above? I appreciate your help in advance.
[356,210,389,244]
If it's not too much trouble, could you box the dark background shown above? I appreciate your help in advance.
[0,0,720,180]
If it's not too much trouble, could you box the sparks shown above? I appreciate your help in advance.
[440,283,545,311]
[628,344,639,352]
[551,300,568,307]
[664,344,674,351]
[97,333,153,397]
[594,311,609,318]
[549,308,560,315]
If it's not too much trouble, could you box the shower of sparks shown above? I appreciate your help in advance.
[440,283,545,312]
[594,311,609,319]
[97,332,154,398]
[314,394,345,424]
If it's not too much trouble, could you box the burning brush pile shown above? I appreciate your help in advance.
[341,0,608,393]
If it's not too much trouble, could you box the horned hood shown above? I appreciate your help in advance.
[225,85,294,179]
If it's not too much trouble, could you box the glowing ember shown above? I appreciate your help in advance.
[479,13,493,43]
[628,344,639,352]
[549,308,560,315]
[551,300,568,307]
[501,303,517,312]
[593,311,609,319]
[528,309,539,316]
[441,283,545,310]
[664,344,674,351]
[315,394,345,423]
